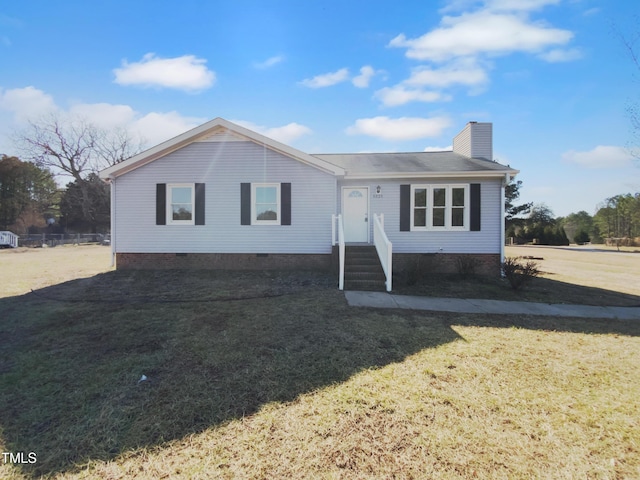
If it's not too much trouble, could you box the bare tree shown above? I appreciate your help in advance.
[95,126,145,168]
[13,113,144,231]
[614,16,640,160]
[14,112,143,182]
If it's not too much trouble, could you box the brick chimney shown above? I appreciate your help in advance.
[452,121,493,161]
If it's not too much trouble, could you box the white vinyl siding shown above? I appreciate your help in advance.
[114,141,336,254]
[338,178,503,254]
[452,122,493,160]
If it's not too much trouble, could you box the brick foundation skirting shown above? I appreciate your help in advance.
[116,253,334,270]
[116,251,500,276]
[392,253,501,277]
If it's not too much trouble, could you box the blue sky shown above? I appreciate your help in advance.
[1,0,638,217]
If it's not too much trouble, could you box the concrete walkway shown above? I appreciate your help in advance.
[344,291,640,320]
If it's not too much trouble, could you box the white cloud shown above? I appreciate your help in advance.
[68,103,137,129]
[424,145,453,152]
[485,0,561,12]
[253,55,284,69]
[583,7,600,16]
[375,59,487,107]
[375,86,452,107]
[301,65,382,89]
[0,86,57,122]
[346,116,452,141]
[352,66,376,88]
[562,145,635,169]
[382,1,579,107]
[438,0,477,14]
[389,11,573,62]
[113,53,216,91]
[0,85,211,156]
[131,111,204,146]
[405,58,489,88]
[442,0,561,14]
[231,120,312,144]
[537,47,583,62]
[300,68,350,88]
[52,101,202,146]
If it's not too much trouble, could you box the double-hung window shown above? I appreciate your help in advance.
[156,183,204,226]
[451,186,466,227]
[413,188,427,227]
[252,183,281,225]
[167,184,195,225]
[411,184,469,230]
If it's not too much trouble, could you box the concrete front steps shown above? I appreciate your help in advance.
[344,245,387,291]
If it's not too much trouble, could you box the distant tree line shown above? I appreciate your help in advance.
[556,193,640,245]
[506,202,569,246]
[0,155,58,231]
[0,155,113,234]
[505,179,568,246]
[506,181,640,246]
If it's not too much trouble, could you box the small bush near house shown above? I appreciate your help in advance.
[403,254,435,286]
[405,258,422,286]
[502,256,540,290]
[455,255,480,278]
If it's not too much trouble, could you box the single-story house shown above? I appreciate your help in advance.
[99,118,518,291]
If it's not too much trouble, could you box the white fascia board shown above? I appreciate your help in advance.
[99,117,345,180]
[342,169,519,181]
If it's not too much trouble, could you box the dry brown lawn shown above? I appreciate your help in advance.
[2,244,639,301]
[1,245,639,479]
[0,245,113,299]
[506,245,640,297]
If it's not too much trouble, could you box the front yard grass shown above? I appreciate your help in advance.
[1,257,639,479]
[394,245,640,306]
[393,271,640,306]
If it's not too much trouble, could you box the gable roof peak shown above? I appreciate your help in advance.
[99,117,344,180]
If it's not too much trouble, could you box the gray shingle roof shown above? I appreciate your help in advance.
[313,151,516,177]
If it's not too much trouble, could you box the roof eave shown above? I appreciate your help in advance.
[342,169,519,180]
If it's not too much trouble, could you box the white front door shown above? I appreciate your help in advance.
[343,187,369,243]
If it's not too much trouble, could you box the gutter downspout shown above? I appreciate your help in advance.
[500,173,511,268]
[109,175,116,268]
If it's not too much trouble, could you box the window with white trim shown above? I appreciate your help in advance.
[252,183,281,225]
[167,183,195,225]
[413,188,427,227]
[411,184,469,230]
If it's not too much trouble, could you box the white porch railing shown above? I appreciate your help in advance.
[332,214,346,290]
[373,214,392,292]
[0,231,19,248]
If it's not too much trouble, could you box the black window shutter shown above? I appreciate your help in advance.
[156,184,166,225]
[195,183,205,225]
[240,183,251,225]
[470,183,481,231]
[400,184,410,231]
[281,183,291,225]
